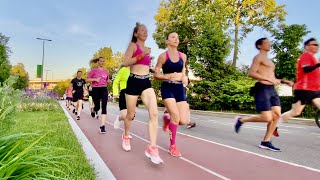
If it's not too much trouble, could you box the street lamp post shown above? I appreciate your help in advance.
[36,38,52,90]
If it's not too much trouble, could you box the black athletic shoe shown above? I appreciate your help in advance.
[76,116,80,120]
[72,109,76,114]
[100,125,106,134]
[75,111,78,116]
[91,111,95,118]
[259,141,281,152]
[234,116,243,133]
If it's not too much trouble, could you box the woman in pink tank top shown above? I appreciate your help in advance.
[86,57,111,134]
[120,22,163,164]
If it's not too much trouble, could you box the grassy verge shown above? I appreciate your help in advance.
[1,108,95,179]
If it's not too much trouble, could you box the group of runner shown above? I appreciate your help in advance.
[235,37,320,152]
[65,22,320,164]
[64,23,197,164]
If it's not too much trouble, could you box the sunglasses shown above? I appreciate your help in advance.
[309,44,319,46]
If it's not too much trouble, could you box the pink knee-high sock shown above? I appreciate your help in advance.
[169,122,178,146]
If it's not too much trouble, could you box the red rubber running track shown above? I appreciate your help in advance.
[64,105,320,180]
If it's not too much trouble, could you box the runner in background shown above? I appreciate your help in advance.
[70,71,86,120]
[65,84,73,110]
[86,57,111,134]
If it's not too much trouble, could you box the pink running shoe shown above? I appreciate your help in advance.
[145,146,163,164]
[169,144,182,157]
[122,133,131,151]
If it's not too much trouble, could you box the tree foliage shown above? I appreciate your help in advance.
[11,63,29,90]
[220,0,287,66]
[0,44,10,83]
[53,79,71,97]
[0,33,11,54]
[153,0,234,81]
[272,24,310,81]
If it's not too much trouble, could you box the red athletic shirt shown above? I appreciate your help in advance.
[294,52,320,91]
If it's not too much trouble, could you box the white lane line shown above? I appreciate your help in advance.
[105,121,230,180]
[106,114,230,180]
[279,124,306,129]
[131,119,320,173]
[311,133,320,136]
[197,119,293,133]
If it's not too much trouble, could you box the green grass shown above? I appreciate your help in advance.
[1,109,95,179]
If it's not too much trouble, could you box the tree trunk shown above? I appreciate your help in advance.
[232,1,241,67]
[232,26,239,67]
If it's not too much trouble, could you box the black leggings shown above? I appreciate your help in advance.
[92,87,108,114]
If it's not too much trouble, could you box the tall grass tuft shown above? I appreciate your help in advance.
[0,133,71,179]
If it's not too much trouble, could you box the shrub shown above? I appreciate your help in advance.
[0,76,22,121]
[18,97,60,112]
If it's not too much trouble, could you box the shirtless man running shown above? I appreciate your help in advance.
[234,38,293,152]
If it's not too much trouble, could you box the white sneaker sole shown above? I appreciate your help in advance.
[145,151,163,164]
[259,145,281,152]
[122,144,131,152]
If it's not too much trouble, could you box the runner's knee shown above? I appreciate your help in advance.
[261,113,273,122]
[148,108,158,121]
[126,111,135,120]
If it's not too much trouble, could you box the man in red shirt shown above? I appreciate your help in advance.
[281,38,320,122]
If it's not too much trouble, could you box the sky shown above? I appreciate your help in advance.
[0,0,319,80]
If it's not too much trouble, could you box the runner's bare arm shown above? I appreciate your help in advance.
[181,53,189,86]
[122,43,147,67]
[86,71,99,82]
[154,53,171,80]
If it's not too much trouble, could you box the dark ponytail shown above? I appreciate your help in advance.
[131,22,144,43]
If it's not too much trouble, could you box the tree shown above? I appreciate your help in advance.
[220,0,287,67]
[0,44,10,83]
[11,63,29,89]
[153,0,233,81]
[272,24,310,81]
[0,33,11,54]
[53,79,71,97]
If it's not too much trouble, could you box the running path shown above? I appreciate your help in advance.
[62,104,320,180]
